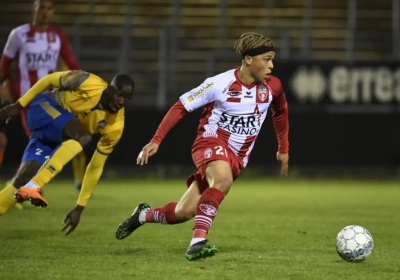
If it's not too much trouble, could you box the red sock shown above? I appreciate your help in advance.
[145,202,179,224]
[192,188,225,239]
[0,151,4,167]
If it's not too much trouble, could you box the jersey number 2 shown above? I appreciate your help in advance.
[35,148,50,159]
[215,146,228,157]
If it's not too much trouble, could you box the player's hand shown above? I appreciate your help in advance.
[137,142,159,165]
[0,101,23,126]
[276,152,289,176]
[62,205,84,236]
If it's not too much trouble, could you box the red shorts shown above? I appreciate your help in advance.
[186,137,242,193]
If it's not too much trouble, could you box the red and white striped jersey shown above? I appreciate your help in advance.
[180,68,287,166]
[1,23,79,97]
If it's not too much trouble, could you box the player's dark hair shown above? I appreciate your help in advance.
[111,74,135,96]
[234,32,275,57]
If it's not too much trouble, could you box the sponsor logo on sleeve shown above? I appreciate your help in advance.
[187,82,214,103]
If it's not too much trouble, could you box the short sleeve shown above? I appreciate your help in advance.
[179,78,217,112]
[97,129,123,155]
[3,28,21,59]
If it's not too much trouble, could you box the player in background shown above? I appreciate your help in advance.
[0,70,135,235]
[0,0,87,198]
[115,32,289,261]
[0,80,11,170]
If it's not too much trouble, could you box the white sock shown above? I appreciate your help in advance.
[25,181,41,189]
[138,208,150,223]
[190,237,205,246]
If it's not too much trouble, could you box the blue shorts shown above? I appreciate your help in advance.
[26,94,77,143]
[22,138,59,165]
[22,93,77,164]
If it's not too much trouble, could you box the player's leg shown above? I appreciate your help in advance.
[15,94,92,207]
[0,138,51,215]
[9,105,31,210]
[72,151,87,191]
[115,179,202,240]
[184,159,232,261]
[184,139,242,260]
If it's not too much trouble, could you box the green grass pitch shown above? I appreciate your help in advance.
[1,179,400,280]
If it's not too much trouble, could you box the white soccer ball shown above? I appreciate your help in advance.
[335,225,374,262]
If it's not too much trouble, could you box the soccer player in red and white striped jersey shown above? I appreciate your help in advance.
[115,32,290,261]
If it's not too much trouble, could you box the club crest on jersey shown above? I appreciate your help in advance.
[98,120,107,128]
[204,148,213,159]
[100,138,111,146]
[257,85,269,103]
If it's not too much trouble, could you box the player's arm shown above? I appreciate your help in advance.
[0,28,21,101]
[76,126,123,208]
[0,28,21,84]
[58,29,80,70]
[151,79,217,145]
[270,78,289,154]
[62,121,124,235]
[0,56,12,102]
[0,56,12,86]
[17,70,91,107]
[16,72,64,106]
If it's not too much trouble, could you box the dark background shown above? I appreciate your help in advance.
[1,0,399,179]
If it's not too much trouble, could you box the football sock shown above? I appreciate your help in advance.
[28,140,83,188]
[0,184,18,215]
[0,151,4,167]
[72,152,86,186]
[190,188,225,246]
[140,202,179,224]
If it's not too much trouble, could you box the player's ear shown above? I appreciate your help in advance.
[244,56,252,67]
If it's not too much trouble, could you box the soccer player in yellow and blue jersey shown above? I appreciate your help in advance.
[0,70,134,233]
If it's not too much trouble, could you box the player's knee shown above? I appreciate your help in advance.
[206,161,233,195]
[76,134,92,149]
[210,176,233,195]
[63,121,91,148]
[175,203,196,221]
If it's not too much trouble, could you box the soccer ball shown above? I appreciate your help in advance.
[335,225,374,262]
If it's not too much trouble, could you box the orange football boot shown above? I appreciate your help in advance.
[14,187,48,208]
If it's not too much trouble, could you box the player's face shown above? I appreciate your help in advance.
[33,0,54,25]
[248,51,275,83]
[101,89,132,114]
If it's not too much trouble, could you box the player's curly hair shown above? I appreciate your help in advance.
[233,32,274,56]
